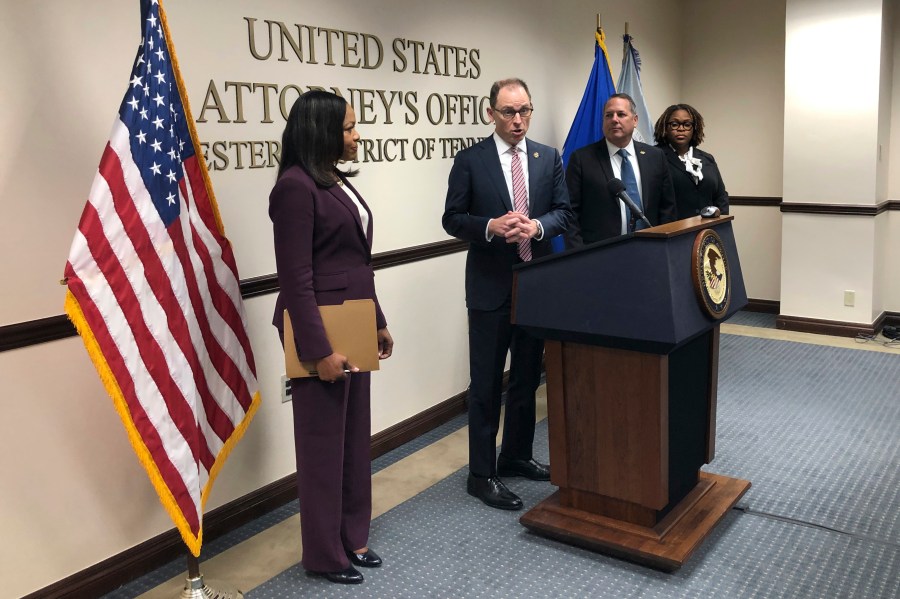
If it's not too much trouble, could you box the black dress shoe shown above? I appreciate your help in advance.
[306,566,364,584]
[467,474,523,510]
[497,455,551,481]
[347,548,382,568]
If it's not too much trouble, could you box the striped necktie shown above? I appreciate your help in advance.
[510,147,532,261]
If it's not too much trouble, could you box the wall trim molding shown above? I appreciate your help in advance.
[0,239,468,353]
[0,314,74,353]
[727,302,899,337]
[743,298,780,314]
[780,200,900,216]
[729,196,782,207]
[22,390,470,599]
[655,196,900,213]
[775,313,885,338]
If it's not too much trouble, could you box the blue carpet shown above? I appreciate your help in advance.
[251,332,900,598]
[105,325,900,598]
[711,335,900,545]
[252,430,899,598]
[725,311,778,328]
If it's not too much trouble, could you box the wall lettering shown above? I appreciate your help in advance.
[196,17,493,169]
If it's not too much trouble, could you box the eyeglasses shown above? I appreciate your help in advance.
[493,106,534,120]
[667,121,694,131]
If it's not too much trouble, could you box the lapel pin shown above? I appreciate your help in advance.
[533,152,539,158]
[639,150,646,155]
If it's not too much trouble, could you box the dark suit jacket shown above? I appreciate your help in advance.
[566,139,677,245]
[442,137,573,311]
[270,165,386,362]
[662,145,730,218]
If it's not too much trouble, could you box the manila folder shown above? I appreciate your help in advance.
[283,299,379,378]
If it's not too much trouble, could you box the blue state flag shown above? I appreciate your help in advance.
[616,34,653,144]
[561,29,617,168]
[555,28,616,252]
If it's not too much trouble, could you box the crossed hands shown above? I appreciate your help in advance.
[488,212,539,244]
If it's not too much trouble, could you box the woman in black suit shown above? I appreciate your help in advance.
[653,104,729,218]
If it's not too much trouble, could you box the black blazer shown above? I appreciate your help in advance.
[565,140,677,245]
[663,145,729,218]
[442,136,573,311]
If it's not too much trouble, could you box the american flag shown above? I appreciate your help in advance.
[63,0,260,556]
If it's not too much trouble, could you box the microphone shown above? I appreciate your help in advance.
[607,178,652,230]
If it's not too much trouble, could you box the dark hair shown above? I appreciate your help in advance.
[653,104,706,147]
[489,78,532,107]
[604,93,637,115]
[278,90,358,185]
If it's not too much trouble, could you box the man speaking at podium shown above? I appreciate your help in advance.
[442,78,572,510]
[566,93,677,245]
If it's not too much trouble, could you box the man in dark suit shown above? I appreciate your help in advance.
[442,78,572,510]
[566,93,677,245]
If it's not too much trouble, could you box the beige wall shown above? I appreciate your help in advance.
[885,0,900,311]
[548,1,685,136]
[682,0,786,301]
[891,0,900,199]
[682,0,786,197]
[882,212,900,312]
[780,0,895,322]
[784,1,884,205]
[730,205,783,301]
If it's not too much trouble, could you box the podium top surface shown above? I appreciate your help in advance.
[635,215,734,239]
[512,217,747,353]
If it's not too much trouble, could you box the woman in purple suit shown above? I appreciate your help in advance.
[270,91,393,585]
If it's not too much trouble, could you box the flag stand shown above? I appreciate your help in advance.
[180,554,243,599]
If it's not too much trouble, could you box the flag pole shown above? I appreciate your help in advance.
[625,22,629,35]
[597,13,602,32]
[180,553,243,599]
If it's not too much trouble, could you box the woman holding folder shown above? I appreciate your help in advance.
[270,90,393,585]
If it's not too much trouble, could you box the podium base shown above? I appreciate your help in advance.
[520,471,750,571]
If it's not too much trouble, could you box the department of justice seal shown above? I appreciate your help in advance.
[692,229,730,319]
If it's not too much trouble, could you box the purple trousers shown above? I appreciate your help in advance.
[290,372,372,572]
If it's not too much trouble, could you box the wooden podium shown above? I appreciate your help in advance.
[512,216,751,571]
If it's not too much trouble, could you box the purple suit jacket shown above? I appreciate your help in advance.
[270,165,386,362]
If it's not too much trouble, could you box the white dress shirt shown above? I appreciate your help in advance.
[337,179,369,235]
[486,133,544,241]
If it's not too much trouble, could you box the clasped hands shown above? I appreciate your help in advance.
[315,327,394,383]
[488,212,539,244]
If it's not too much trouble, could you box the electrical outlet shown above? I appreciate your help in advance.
[281,375,292,403]
[843,290,855,307]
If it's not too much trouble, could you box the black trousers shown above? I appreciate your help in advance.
[467,300,544,477]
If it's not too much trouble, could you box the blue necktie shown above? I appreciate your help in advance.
[617,148,644,231]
